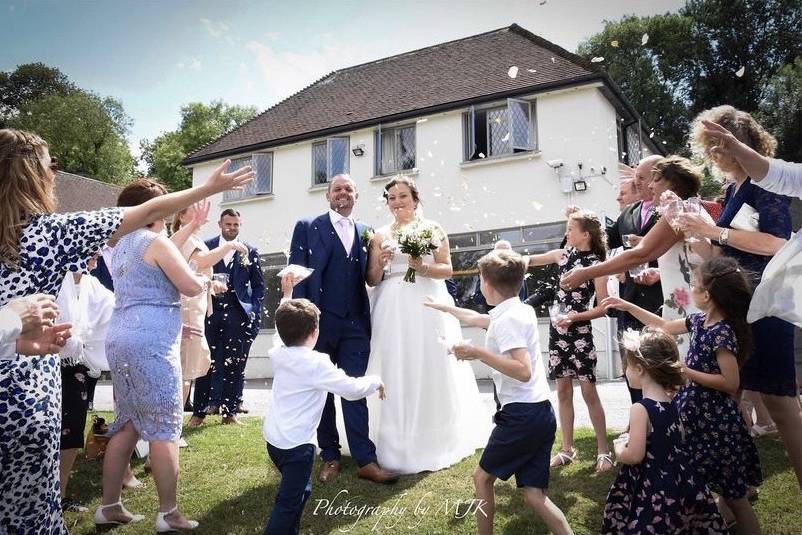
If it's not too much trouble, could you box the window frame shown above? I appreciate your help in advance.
[462,98,537,162]
[374,123,417,176]
[222,152,274,202]
[311,136,350,186]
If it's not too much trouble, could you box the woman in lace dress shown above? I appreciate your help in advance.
[363,177,491,474]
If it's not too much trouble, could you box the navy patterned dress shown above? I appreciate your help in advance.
[602,399,726,534]
[548,248,599,382]
[717,179,796,396]
[0,210,123,534]
[106,229,184,441]
[675,314,763,499]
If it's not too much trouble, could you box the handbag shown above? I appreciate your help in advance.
[730,203,760,232]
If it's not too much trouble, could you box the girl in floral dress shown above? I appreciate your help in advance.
[527,211,613,472]
[602,328,726,535]
[604,256,762,534]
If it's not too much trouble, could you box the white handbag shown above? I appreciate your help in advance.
[730,203,760,232]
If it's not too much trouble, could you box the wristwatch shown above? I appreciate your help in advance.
[719,228,730,246]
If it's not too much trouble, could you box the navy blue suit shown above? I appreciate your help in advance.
[288,213,376,466]
[193,238,265,417]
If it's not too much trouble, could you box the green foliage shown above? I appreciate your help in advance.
[0,62,76,124]
[8,92,135,184]
[140,101,258,191]
[578,0,802,156]
[758,57,802,163]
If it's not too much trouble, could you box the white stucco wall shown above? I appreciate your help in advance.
[190,82,633,381]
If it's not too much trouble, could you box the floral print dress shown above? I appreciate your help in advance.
[674,314,763,499]
[548,248,599,382]
[602,399,726,534]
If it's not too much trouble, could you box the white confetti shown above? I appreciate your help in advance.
[416,118,428,123]
[527,68,537,73]
[641,33,649,45]
[550,57,555,63]
[501,132,510,142]
[649,131,655,138]
[531,201,543,211]
[591,57,605,63]
[735,66,745,77]
[507,66,519,79]
[478,152,486,158]
[611,40,619,48]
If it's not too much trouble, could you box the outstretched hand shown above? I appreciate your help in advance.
[16,323,72,356]
[423,296,448,313]
[188,199,211,228]
[701,119,740,158]
[601,296,629,312]
[204,159,254,195]
[6,294,60,334]
[450,342,480,361]
[560,267,588,290]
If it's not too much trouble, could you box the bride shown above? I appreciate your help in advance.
[363,176,491,474]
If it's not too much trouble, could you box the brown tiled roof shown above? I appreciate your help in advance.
[54,171,123,213]
[183,24,607,165]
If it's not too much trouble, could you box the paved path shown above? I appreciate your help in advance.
[93,378,632,432]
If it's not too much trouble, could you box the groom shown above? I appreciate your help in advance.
[287,174,398,484]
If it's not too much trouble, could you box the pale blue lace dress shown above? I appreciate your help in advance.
[106,229,183,441]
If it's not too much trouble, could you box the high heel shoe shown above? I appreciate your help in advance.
[93,500,145,525]
[155,507,199,532]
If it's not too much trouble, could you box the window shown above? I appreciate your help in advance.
[258,252,292,330]
[222,153,273,202]
[375,124,416,175]
[463,99,536,161]
[312,137,350,186]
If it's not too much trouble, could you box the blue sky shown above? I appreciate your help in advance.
[0,0,684,159]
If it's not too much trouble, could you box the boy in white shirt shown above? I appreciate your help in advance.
[263,298,385,535]
[425,250,572,535]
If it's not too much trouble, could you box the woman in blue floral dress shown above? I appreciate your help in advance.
[602,328,725,535]
[605,257,762,533]
[0,128,252,534]
[527,211,613,472]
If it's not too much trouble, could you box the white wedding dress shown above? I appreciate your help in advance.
[364,251,492,474]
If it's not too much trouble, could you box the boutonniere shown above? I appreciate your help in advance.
[360,227,375,245]
[239,248,251,267]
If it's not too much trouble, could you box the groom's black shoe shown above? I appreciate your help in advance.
[318,460,341,483]
[357,463,400,485]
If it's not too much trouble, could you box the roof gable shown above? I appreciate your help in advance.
[184,24,600,164]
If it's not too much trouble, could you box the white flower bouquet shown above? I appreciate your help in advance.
[395,220,443,283]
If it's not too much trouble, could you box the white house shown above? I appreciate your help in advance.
[182,24,663,380]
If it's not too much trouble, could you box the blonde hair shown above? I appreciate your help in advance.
[0,128,56,268]
[651,156,703,199]
[690,105,777,170]
[477,249,527,298]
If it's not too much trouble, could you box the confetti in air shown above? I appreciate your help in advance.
[527,68,537,73]
[591,57,605,63]
[478,152,486,158]
[507,66,519,78]
[641,33,649,45]
[611,40,619,48]
[735,66,746,77]
[501,133,510,142]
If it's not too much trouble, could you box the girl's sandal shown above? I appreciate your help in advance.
[550,447,578,468]
[595,452,614,473]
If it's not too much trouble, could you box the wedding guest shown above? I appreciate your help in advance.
[171,203,248,423]
[604,257,763,533]
[56,256,116,513]
[95,179,216,530]
[263,298,385,535]
[472,240,527,312]
[425,250,572,535]
[527,211,613,472]
[192,209,264,425]
[0,294,67,357]
[602,328,726,534]
[615,178,638,210]
[683,105,801,491]
[0,128,252,533]
[288,174,397,484]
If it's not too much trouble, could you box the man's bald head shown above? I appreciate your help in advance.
[634,155,663,201]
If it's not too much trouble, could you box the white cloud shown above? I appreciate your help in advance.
[189,57,202,71]
[200,18,230,38]
[244,38,371,104]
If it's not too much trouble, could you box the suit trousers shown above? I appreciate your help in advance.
[264,442,315,535]
[314,309,376,466]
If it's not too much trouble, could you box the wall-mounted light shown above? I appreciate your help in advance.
[352,144,365,157]
[573,180,588,192]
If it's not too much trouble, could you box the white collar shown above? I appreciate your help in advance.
[219,234,238,244]
[488,296,520,319]
[329,209,354,226]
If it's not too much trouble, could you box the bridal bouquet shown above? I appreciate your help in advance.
[395,220,443,283]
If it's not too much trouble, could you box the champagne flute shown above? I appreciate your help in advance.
[682,197,702,243]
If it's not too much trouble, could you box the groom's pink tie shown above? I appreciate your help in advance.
[336,218,353,253]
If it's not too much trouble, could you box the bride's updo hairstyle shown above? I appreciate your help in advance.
[477,249,527,298]
[383,176,421,206]
[651,156,702,200]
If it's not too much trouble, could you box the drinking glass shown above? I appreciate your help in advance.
[549,302,571,334]
[628,263,649,278]
[682,197,702,243]
[212,273,230,291]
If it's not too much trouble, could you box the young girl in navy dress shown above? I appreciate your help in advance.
[527,211,612,472]
[604,257,762,534]
[602,328,725,534]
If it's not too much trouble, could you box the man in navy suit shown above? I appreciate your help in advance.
[287,174,398,484]
[190,209,265,425]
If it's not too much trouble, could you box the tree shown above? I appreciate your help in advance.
[759,57,802,164]
[141,101,258,191]
[0,63,76,125]
[10,92,135,184]
[578,0,802,155]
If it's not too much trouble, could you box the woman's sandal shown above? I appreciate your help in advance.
[94,501,145,526]
[550,447,578,468]
[595,452,614,473]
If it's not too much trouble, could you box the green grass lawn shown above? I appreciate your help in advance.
[64,413,802,534]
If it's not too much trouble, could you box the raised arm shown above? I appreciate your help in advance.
[601,296,687,336]
[424,299,491,329]
[110,160,253,243]
[147,236,208,297]
[525,248,564,267]
[452,344,532,383]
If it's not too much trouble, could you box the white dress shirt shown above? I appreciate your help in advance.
[329,209,355,253]
[218,234,237,266]
[760,159,802,199]
[0,306,23,360]
[485,297,550,406]
[264,345,382,449]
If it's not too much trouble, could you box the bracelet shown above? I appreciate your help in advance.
[719,228,730,246]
